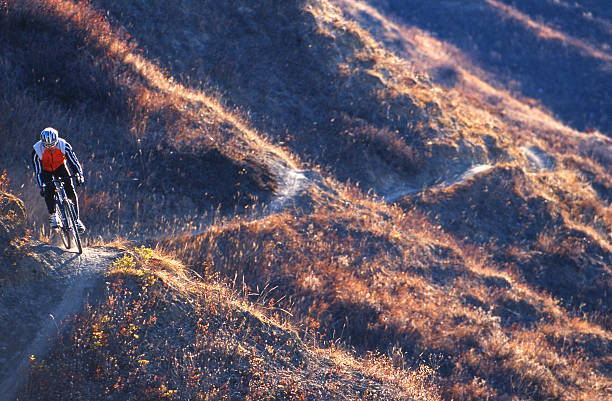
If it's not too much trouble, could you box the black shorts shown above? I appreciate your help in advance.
[41,164,78,215]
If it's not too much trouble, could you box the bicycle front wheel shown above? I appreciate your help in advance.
[66,200,83,254]
[56,203,72,249]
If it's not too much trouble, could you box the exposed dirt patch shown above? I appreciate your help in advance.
[0,243,119,401]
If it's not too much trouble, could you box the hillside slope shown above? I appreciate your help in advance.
[336,0,612,136]
[163,186,611,400]
[0,191,439,400]
[90,0,502,192]
[1,0,611,400]
[14,244,441,401]
[0,244,119,401]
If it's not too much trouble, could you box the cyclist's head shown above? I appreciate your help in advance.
[41,127,59,148]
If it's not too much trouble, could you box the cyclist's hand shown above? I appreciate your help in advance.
[39,186,45,197]
[75,174,84,186]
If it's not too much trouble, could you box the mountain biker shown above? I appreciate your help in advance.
[32,127,86,233]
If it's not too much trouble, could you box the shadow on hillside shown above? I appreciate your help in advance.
[78,147,277,239]
[321,296,422,354]
[0,2,132,121]
[142,148,276,210]
[402,166,612,323]
[357,0,612,135]
[93,0,427,190]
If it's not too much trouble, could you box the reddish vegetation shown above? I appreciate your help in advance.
[163,188,610,400]
[22,246,441,400]
[0,171,27,258]
[0,0,610,400]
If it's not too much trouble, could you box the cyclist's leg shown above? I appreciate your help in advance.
[41,170,55,214]
[57,165,80,219]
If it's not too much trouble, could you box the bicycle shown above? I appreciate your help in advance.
[46,176,83,254]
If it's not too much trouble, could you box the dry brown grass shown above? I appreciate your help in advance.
[0,171,28,258]
[2,0,611,400]
[20,245,442,400]
[160,183,611,400]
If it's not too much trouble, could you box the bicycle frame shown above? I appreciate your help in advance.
[52,177,68,223]
[49,176,82,254]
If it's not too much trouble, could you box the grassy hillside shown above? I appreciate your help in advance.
[21,245,440,401]
[1,0,611,400]
[162,186,610,400]
[1,0,281,238]
[89,0,504,193]
[0,172,27,259]
[335,0,612,199]
[339,0,612,136]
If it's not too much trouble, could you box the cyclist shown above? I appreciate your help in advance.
[32,127,86,233]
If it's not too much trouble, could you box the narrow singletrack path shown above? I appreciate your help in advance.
[382,164,493,203]
[0,245,119,401]
[2,160,494,401]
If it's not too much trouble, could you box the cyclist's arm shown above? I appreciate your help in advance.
[32,149,43,187]
[64,142,83,176]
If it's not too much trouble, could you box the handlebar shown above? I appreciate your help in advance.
[43,175,83,189]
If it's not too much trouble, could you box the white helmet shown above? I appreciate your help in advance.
[41,127,58,148]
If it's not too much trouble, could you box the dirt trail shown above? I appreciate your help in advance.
[269,161,497,210]
[0,158,313,399]
[0,161,494,401]
[382,164,493,203]
[0,245,119,401]
[268,160,330,213]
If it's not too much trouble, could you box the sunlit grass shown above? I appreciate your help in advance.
[21,245,442,400]
[1,0,610,400]
[161,184,611,400]
[485,0,612,62]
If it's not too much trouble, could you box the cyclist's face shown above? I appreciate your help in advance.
[44,143,57,150]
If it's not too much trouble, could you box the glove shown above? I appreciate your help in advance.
[75,174,84,186]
